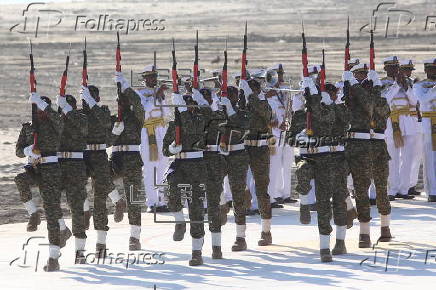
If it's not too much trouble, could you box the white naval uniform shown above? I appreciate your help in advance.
[293,91,316,205]
[137,87,169,207]
[382,78,419,196]
[413,80,436,197]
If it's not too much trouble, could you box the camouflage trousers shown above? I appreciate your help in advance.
[15,167,39,203]
[111,152,143,226]
[37,162,63,246]
[84,150,116,231]
[59,160,87,239]
[224,150,249,225]
[346,140,391,223]
[246,146,272,220]
[167,158,207,239]
[204,152,226,233]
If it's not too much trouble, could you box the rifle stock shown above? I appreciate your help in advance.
[301,20,313,136]
[116,31,122,121]
[29,40,39,152]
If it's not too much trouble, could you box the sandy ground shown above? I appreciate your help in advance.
[1,198,436,289]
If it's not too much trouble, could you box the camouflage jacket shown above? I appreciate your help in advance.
[16,122,33,158]
[227,106,250,145]
[247,93,272,139]
[202,108,226,146]
[37,106,63,155]
[59,109,88,152]
[83,104,111,145]
[347,82,390,132]
[111,88,145,146]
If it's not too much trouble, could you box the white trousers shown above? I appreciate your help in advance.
[268,146,283,202]
[307,179,316,204]
[410,132,423,188]
[386,135,417,196]
[422,119,436,196]
[140,126,168,207]
[247,167,258,210]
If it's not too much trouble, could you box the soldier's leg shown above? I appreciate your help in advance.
[398,135,416,197]
[248,147,272,246]
[228,152,249,251]
[372,143,392,242]
[38,164,63,268]
[386,137,400,197]
[295,158,313,224]
[123,154,143,250]
[331,155,348,255]
[282,145,293,200]
[15,171,43,232]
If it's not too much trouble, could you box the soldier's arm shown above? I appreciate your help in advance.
[15,125,29,158]
[124,88,145,125]
[107,115,118,146]
[64,111,88,137]
[350,84,372,114]
[91,105,112,130]
[248,95,272,120]
[289,110,306,137]
[162,121,175,157]
[375,97,391,120]
[45,106,63,135]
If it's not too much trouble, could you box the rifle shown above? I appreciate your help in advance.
[29,40,39,153]
[219,38,230,149]
[320,47,326,93]
[342,16,351,102]
[116,31,122,121]
[59,43,71,97]
[171,38,182,146]
[369,17,375,72]
[301,20,313,136]
[82,37,89,110]
[193,30,199,89]
[238,21,248,109]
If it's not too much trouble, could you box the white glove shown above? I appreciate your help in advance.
[295,129,310,145]
[112,121,124,135]
[238,79,253,98]
[302,77,318,95]
[321,91,333,105]
[169,141,182,154]
[258,92,266,101]
[192,89,209,106]
[56,95,72,114]
[29,92,48,111]
[368,70,382,87]
[292,94,304,111]
[171,93,187,112]
[115,71,130,92]
[342,71,358,86]
[80,86,97,108]
[23,145,41,159]
[219,97,236,116]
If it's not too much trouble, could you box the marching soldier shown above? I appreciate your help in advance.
[381,56,416,200]
[239,78,274,246]
[343,63,392,248]
[111,72,145,250]
[15,122,43,232]
[56,94,88,263]
[163,93,208,266]
[219,86,251,251]
[27,94,64,271]
[80,85,125,256]
[412,59,436,202]
[136,65,170,212]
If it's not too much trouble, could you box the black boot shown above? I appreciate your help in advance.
[258,232,272,246]
[428,195,436,202]
[232,237,247,251]
[212,246,223,259]
[129,237,141,251]
[378,226,393,242]
[408,186,421,196]
[300,204,311,224]
[173,223,186,241]
[60,227,72,248]
[43,258,60,272]
[332,239,347,255]
[75,251,86,264]
[114,199,126,223]
[320,249,333,262]
[189,250,203,266]
[359,234,372,248]
[27,209,42,232]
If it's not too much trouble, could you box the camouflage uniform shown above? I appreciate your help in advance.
[15,122,39,205]
[245,93,272,221]
[83,103,115,231]
[163,114,208,240]
[110,87,145,227]
[345,82,391,223]
[58,108,88,239]
[36,106,63,247]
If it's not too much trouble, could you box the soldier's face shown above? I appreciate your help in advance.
[425,66,436,79]
[384,65,399,77]
[277,71,284,82]
[354,71,368,82]
[400,68,413,78]
[145,74,158,87]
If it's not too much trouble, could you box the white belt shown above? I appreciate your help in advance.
[348,130,385,140]
[86,144,107,151]
[40,156,59,164]
[57,152,84,159]
[299,145,344,155]
[228,143,245,151]
[244,139,268,147]
[175,151,204,159]
[112,145,141,152]
[206,145,219,152]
